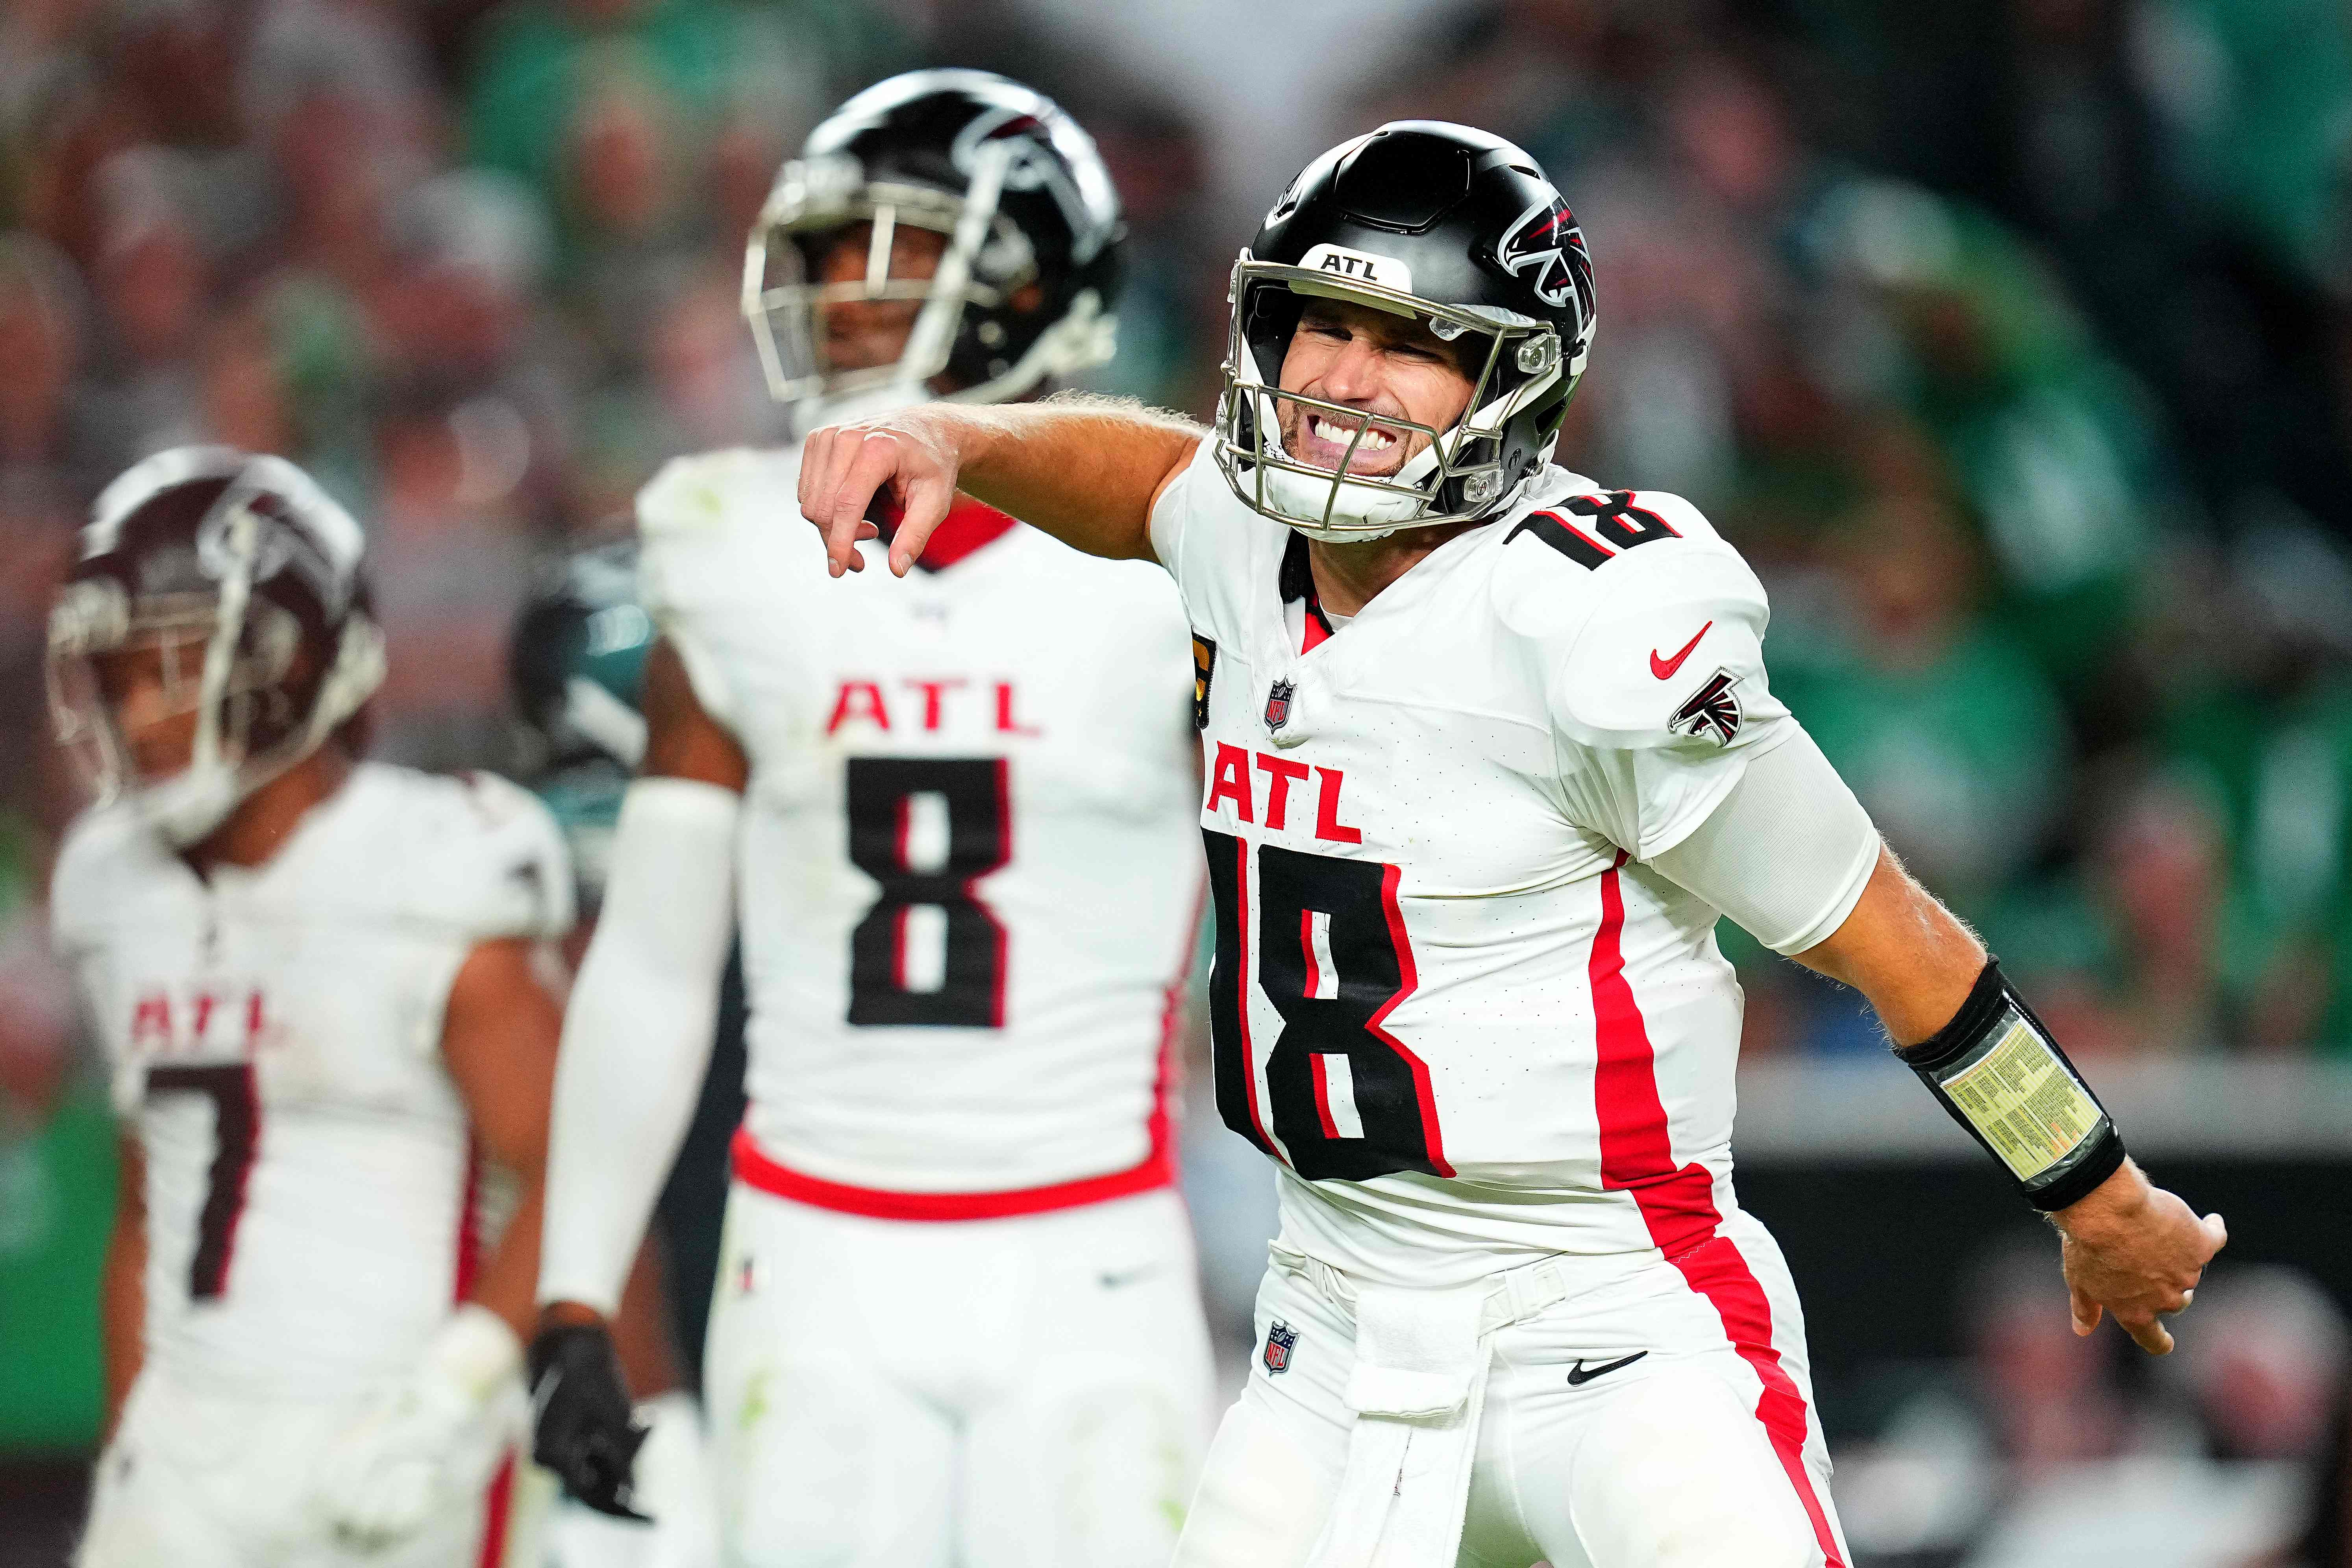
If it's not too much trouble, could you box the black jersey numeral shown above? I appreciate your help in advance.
[1203,831,1451,1181]
[145,1062,259,1300]
[1508,490,1680,569]
[844,757,1011,1027]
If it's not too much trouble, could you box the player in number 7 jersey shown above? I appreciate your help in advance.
[796,122,2230,1568]
[47,447,678,1566]
[528,71,1214,1568]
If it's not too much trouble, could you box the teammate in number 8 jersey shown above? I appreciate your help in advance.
[797,122,2228,1568]
[529,72,1214,1566]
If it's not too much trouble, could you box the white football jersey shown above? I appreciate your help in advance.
[1152,441,1800,1288]
[637,446,1201,1211]
[51,765,573,1396]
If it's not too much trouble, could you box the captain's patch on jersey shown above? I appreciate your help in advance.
[1192,633,1217,731]
[1668,669,1743,745]
[1264,1319,1299,1374]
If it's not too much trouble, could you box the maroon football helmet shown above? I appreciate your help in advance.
[47,447,385,844]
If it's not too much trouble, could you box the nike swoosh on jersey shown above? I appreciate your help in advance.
[1565,1351,1648,1386]
[1649,622,1713,680]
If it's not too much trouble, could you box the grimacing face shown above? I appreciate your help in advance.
[1275,298,1480,479]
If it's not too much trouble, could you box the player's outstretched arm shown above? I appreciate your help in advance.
[532,639,743,1516]
[798,392,1203,577]
[1795,845,2227,1354]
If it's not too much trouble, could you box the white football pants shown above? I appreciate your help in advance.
[78,1368,531,1568]
[1174,1206,1852,1568]
[702,1183,1214,1568]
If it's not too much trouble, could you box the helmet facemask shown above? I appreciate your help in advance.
[742,142,1112,424]
[47,481,385,847]
[1214,257,1569,542]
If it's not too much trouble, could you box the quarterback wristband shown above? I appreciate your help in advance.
[1895,960,2126,1212]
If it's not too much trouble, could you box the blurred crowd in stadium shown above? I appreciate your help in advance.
[4,0,2352,1562]
[1,0,2351,1072]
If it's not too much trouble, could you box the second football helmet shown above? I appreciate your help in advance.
[742,69,1125,418]
[46,446,386,845]
[507,540,652,901]
[1216,121,1597,541]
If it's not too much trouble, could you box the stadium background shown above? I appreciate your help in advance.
[3,0,2352,1562]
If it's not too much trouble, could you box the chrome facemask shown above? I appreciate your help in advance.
[1213,256,1564,542]
[741,144,1113,425]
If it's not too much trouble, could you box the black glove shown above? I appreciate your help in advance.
[528,1320,650,1521]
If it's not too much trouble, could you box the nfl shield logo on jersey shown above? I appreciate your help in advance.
[1668,670,1743,745]
[1264,678,1296,734]
[1263,1319,1299,1374]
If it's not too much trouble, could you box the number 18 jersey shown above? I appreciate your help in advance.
[1151,440,1827,1289]
[637,447,1202,1214]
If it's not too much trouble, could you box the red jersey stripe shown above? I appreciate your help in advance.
[1590,852,1846,1566]
[475,1451,515,1568]
[452,1144,483,1303]
[1309,1053,1342,1139]
[731,1126,1171,1221]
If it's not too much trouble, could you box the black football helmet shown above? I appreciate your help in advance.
[47,447,385,845]
[509,541,652,777]
[742,68,1125,416]
[508,541,652,902]
[1216,121,1597,540]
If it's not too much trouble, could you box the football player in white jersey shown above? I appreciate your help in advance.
[527,72,1214,1567]
[49,446,669,1568]
[795,122,2231,1568]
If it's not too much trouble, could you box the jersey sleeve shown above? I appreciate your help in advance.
[1499,492,1795,861]
[46,805,115,969]
[1147,436,1247,589]
[405,772,579,948]
[636,449,764,733]
[47,807,139,1109]
[1147,434,1295,640]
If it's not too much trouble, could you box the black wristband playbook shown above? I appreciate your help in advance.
[1893,959,2128,1212]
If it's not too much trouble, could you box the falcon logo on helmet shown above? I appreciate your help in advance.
[1497,194,1594,320]
[949,105,1113,263]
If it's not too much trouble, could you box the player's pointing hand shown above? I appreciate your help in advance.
[2051,1159,2227,1355]
[797,414,962,579]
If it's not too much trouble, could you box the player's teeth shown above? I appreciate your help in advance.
[1311,418,1395,450]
